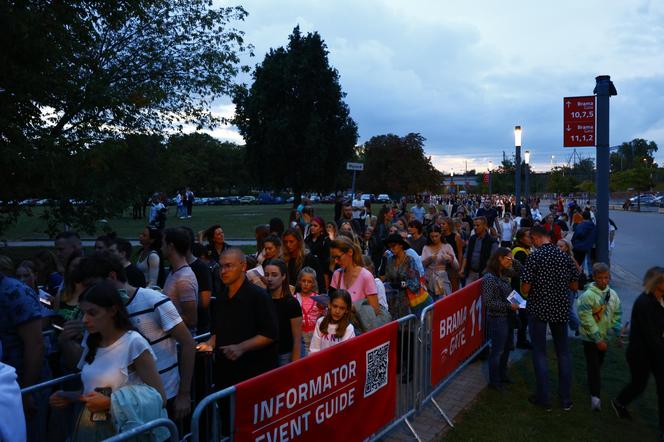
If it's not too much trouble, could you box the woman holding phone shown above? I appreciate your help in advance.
[49,282,165,441]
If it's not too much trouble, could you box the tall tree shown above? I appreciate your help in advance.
[163,133,251,195]
[358,133,443,195]
[233,26,358,202]
[0,0,250,234]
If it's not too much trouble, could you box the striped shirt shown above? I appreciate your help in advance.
[126,287,183,399]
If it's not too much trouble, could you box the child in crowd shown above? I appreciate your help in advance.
[309,290,355,353]
[362,256,390,323]
[577,262,622,411]
[295,267,325,356]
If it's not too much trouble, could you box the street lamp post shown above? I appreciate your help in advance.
[524,150,530,203]
[514,126,522,207]
[488,160,493,195]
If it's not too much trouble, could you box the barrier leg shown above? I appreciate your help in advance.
[403,417,423,442]
[430,397,455,429]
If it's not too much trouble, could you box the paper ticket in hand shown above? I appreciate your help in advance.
[507,290,527,309]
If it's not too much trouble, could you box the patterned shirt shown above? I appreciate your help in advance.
[522,243,579,323]
[0,274,42,375]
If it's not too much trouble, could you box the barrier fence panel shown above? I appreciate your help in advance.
[190,386,236,442]
[369,314,421,442]
[101,418,179,442]
[190,318,412,441]
[20,372,81,395]
[418,279,489,428]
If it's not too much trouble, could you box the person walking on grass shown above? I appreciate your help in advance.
[612,267,664,442]
[577,262,622,411]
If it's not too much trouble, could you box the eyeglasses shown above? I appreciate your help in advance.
[331,253,344,261]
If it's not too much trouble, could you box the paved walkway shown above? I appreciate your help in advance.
[381,262,643,441]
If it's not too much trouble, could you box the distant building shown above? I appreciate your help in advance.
[443,175,479,193]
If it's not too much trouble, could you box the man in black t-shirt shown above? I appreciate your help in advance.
[109,238,146,288]
[197,249,278,388]
[476,199,499,233]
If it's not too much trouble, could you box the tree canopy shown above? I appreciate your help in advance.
[610,138,658,172]
[233,26,358,201]
[0,0,251,233]
[358,133,443,195]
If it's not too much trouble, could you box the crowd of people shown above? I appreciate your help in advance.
[0,192,662,441]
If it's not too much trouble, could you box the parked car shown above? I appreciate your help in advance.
[360,193,374,202]
[258,193,284,204]
[239,195,256,205]
[630,194,656,204]
[377,194,390,203]
[221,196,241,205]
[645,195,664,207]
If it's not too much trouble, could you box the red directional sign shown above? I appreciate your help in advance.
[563,96,596,147]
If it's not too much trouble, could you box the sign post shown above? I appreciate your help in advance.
[563,82,615,265]
[346,162,364,199]
[593,76,617,265]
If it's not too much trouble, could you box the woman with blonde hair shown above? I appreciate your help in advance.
[329,236,382,330]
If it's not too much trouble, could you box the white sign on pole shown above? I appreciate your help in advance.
[346,162,364,171]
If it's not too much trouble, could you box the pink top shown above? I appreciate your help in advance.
[296,293,325,333]
[330,268,377,303]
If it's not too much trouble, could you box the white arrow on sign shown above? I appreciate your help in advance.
[566,101,571,108]
[566,125,571,131]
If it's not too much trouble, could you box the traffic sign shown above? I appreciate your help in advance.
[563,96,596,147]
[346,162,364,171]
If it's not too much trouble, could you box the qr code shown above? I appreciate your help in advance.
[364,341,390,398]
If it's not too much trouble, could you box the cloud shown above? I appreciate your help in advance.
[213,0,664,169]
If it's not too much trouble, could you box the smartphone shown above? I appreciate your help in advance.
[52,324,64,331]
[90,387,112,422]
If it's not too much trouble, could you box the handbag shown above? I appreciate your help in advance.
[405,276,433,308]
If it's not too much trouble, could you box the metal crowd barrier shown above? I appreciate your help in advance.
[190,385,236,442]
[417,297,489,429]
[22,304,492,441]
[102,418,180,442]
[21,372,81,395]
[369,314,421,442]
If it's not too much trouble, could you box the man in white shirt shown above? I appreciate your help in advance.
[352,194,365,219]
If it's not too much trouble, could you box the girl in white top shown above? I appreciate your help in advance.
[310,290,355,353]
[49,282,165,441]
[136,226,163,287]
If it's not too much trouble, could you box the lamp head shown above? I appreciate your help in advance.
[514,126,522,147]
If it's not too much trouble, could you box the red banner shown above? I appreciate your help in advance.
[234,321,398,441]
[430,279,485,386]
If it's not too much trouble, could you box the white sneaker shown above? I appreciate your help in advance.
[591,396,601,411]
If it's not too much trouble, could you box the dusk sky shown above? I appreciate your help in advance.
[206,0,664,173]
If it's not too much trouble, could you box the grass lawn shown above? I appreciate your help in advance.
[1,204,337,240]
[445,339,659,442]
